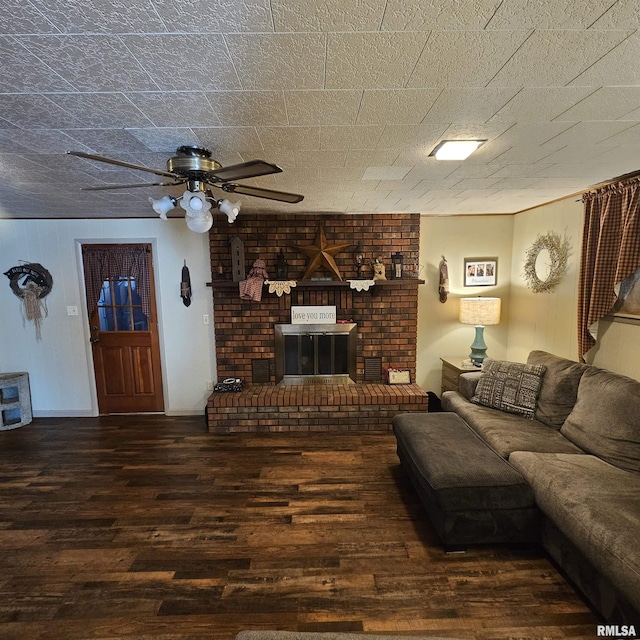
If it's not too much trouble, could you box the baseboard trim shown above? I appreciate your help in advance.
[33,410,95,418]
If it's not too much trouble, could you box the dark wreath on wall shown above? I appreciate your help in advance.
[4,262,54,340]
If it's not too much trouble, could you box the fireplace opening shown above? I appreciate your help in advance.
[275,323,357,385]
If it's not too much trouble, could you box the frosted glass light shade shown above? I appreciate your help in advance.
[459,297,501,326]
[430,140,486,161]
[185,212,213,233]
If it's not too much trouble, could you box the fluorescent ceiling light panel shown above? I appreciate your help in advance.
[430,140,487,161]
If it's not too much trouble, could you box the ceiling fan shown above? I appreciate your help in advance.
[67,145,304,233]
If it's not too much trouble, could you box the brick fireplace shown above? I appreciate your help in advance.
[206,212,428,432]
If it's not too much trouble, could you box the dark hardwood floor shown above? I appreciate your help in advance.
[0,416,598,639]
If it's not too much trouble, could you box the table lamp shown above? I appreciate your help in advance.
[459,297,501,365]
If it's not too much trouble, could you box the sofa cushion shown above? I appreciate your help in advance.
[526,350,589,429]
[472,359,546,419]
[561,366,640,474]
[442,391,584,459]
[509,451,640,613]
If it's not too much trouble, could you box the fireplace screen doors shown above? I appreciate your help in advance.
[275,323,356,385]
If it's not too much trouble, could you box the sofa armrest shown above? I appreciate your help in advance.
[459,371,483,400]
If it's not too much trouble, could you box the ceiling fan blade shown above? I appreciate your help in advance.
[222,183,304,203]
[209,159,283,182]
[81,181,185,191]
[67,151,177,179]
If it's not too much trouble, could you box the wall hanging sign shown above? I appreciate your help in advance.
[522,232,571,293]
[291,305,336,324]
[4,261,53,340]
[464,257,497,287]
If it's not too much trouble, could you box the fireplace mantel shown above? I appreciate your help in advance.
[207,278,424,290]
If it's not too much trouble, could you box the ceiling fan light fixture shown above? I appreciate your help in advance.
[185,211,213,233]
[217,198,241,223]
[180,190,213,233]
[149,195,177,219]
[430,139,486,161]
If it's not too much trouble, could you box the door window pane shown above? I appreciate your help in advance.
[97,277,147,331]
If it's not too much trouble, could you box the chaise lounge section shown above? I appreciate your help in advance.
[395,351,640,625]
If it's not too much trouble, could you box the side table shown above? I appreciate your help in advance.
[440,356,479,395]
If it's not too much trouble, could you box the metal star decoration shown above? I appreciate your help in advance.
[294,224,352,280]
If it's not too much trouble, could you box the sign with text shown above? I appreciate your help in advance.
[291,305,336,324]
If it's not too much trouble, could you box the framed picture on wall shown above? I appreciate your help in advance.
[464,257,498,287]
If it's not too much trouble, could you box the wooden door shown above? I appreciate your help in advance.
[85,244,164,414]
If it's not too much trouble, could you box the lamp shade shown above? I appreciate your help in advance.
[459,297,501,326]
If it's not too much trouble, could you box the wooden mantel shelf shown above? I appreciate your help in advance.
[207,278,424,289]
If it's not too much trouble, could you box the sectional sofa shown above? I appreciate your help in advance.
[414,351,639,624]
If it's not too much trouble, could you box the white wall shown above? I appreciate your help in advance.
[506,198,584,363]
[0,218,215,416]
[416,214,514,393]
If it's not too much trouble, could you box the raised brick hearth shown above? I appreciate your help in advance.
[207,383,428,433]
[206,212,427,432]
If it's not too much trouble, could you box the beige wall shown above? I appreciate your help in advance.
[416,214,514,393]
[506,198,583,363]
[416,197,639,393]
[589,318,640,378]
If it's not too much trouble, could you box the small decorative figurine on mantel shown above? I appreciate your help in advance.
[372,257,386,281]
[275,249,289,280]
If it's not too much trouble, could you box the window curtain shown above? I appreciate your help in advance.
[578,177,640,361]
[82,245,152,320]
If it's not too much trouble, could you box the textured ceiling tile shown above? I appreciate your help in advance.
[361,166,411,180]
[344,149,400,166]
[487,0,616,29]
[377,123,449,149]
[285,91,362,126]
[226,34,325,90]
[409,30,529,88]
[357,90,441,125]
[490,121,575,146]
[0,129,91,154]
[381,0,501,30]
[152,0,273,33]
[0,1,59,34]
[554,86,640,121]
[424,88,518,122]
[540,144,616,164]
[37,0,166,33]
[193,127,265,157]
[257,126,320,151]
[292,150,348,168]
[0,94,81,129]
[48,93,153,128]
[489,30,632,87]
[491,88,595,122]
[590,0,640,28]
[127,128,202,152]
[63,129,161,154]
[127,92,221,128]
[271,0,386,31]
[0,37,75,92]
[122,35,241,91]
[541,121,636,151]
[206,92,287,126]
[570,33,640,86]
[326,33,428,89]
[320,125,385,150]
[18,35,158,91]
[489,164,554,178]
